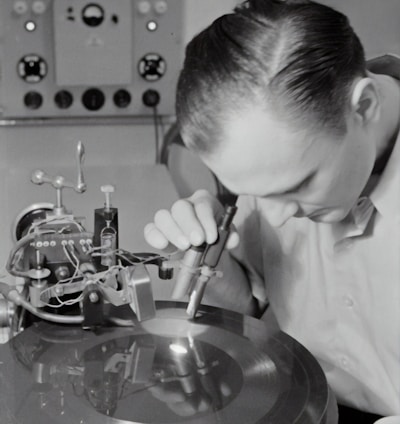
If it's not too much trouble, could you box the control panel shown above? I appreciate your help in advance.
[0,0,184,120]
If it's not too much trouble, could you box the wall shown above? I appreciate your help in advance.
[0,0,240,185]
[0,0,240,169]
[318,0,400,58]
[183,0,239,42]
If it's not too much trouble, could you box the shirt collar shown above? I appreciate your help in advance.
[331,197,376,246]
[368,54,400,219]
[332,54,400,244]
[369,126,400,219]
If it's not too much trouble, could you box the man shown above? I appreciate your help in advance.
[144,0,400,422]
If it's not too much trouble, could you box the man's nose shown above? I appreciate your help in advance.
[262,199,300,227]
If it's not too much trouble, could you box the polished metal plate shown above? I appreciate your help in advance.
[0,302,334,423]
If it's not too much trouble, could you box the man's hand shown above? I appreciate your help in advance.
[144,189,239,251]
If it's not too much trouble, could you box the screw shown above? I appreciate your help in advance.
[89,292,99,303]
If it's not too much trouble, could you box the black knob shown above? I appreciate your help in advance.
[113,89,131,108]
[142,89,160,107]
[82,88,105,111]
[24,91,43,109]
[54,90,73,109]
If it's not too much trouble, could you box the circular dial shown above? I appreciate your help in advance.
[138,53,167,81]
[18,55,47,83]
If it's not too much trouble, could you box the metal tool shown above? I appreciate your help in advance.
[186,203,238,319]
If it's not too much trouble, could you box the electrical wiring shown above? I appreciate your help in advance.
[38,251,123,309]
[152,105,167,164]
[62,243,81,270]
[116,249,180,265]
[40,293,84,309]
[38,242,84,308]
[39,279,86,308]
[6,224,177,322]
[3,139,184,331]
[2,285,84,324]
[27,215,85,233]
[6,229,55,277]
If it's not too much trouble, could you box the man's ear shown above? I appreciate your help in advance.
[350,77,380,125]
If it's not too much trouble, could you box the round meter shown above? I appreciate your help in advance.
[82,3,105,27]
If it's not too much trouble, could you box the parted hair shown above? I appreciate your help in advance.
[176,0,367,154]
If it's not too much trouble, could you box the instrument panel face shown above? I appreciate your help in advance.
[0,0,184,119]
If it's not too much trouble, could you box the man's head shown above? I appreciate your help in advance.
[176,0,381,226]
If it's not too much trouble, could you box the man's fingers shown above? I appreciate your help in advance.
[146,210,189,250]
[189,190,223,244]
[144,190,240,252]
[143,222,170,250]
[171,199,208,246]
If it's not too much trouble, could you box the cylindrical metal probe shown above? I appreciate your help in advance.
[171,245,205,299]
[186,204,238,318]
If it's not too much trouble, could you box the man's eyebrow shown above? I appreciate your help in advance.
[280,171,316,195]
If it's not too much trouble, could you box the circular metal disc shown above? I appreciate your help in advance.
[0,302,334,423]
[12,202,54,242]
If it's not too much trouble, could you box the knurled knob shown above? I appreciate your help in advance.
[101,185,115,211]
[101,185,115,194]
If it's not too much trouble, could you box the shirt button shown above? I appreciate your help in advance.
[343,296,354,307]
[340,357,349,368]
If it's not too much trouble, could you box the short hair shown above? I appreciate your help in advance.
[176,0,367,154]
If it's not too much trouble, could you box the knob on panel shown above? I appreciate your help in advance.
[138,54,167,82]
[13,1,29,15]
[32,1,47,14]
[142,89,160,107]
[24,91,43,109]
[3,0,184,118]
[137,1,151,15]
[18,55,48,83]
[81,88,105,111]
[113,89,131,108]
[54,90,74,109]
[154,1,168,15]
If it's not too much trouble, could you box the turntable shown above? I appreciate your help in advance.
[0,301,337,424]
[0,144,337,423]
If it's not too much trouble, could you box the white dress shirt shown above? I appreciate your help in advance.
[228,56,400,416]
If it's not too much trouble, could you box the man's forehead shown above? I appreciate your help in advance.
[219,108,318,169]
